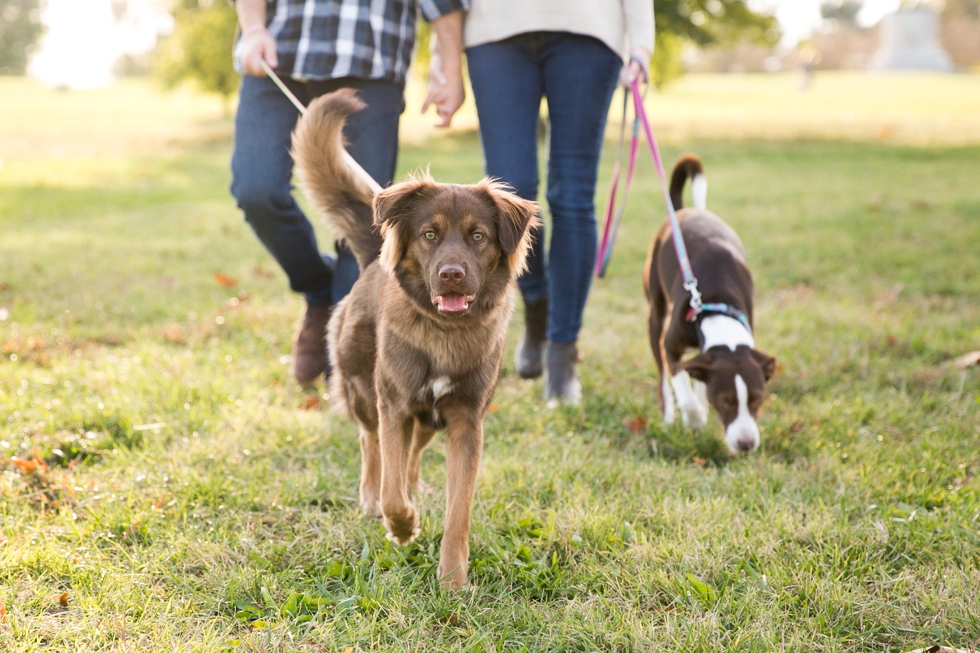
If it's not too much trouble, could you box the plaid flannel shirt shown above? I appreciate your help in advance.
[235,0,467,85]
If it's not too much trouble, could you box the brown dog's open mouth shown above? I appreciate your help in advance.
[433,293,477,313]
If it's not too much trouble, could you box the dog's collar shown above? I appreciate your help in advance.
[687,303,753,346]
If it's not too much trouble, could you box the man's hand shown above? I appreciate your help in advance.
[241,27,278,77]
[422,12,464,128]
[236,0,277,77]
[620,47,651,87]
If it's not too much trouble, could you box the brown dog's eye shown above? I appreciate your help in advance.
[472,232,484,242]
[423,231,436,241]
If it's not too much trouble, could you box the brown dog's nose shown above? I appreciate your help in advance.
[439,264,465,284]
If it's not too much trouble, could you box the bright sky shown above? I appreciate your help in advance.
[29,0,903,88]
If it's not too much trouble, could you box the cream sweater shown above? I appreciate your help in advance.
[463,0,654,60]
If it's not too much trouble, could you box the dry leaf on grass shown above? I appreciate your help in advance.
[873,282,904,311]
[58,592,68,607]
[214,273,238,288]
[300,395,321,411]
[624,415,647,435]
[904,646,978,653]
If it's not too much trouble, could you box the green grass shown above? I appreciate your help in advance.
[1,75,979,651]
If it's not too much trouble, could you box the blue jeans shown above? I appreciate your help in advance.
[467,32,621,344]
[231,75,403,307]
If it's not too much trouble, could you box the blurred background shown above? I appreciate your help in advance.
[2,0,978,153]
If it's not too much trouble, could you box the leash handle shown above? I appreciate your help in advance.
[259,60,384,195]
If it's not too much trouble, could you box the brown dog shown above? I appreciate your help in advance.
[644,155,776,453]
[291,90,538,589]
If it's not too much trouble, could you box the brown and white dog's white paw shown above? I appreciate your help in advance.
[671,371,708,430]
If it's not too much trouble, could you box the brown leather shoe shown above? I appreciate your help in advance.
[292,303,332,384]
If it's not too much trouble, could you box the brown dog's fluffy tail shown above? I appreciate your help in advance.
[291,90,382,270]
[669,154,707,212]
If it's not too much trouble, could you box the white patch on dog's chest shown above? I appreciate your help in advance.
[419,376,454,402]
[700,315,754,351]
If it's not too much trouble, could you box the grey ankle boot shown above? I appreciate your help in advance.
[544,341,582,408]
[515,295,548,379]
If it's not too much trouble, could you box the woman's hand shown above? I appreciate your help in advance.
[619,47,650,87]
[423,50,465,128]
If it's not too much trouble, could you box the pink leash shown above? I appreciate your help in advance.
[595,91,640,278]
[596,81,704,318]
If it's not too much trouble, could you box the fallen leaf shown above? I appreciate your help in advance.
[952,351,980,369]
[873,283,904,311]
[692,456,707,466]
[214,273,238,288]
[624,415,647,435]
[59,592,68,607]
[252,265,274,279]
[11,457,37,474]
[300,395,321,411]
[886,335,899,346]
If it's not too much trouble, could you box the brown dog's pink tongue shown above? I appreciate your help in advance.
[440,294,467,312]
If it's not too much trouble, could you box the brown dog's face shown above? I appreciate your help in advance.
[373,175,538,319]
[678,346,776,453]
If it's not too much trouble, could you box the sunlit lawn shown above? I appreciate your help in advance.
[1,73,979,651]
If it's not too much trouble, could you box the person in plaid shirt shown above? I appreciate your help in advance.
[231,0,467,385]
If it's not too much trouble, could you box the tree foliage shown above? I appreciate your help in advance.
[652,0,780,86]
[0,0,45,75]
[155,0,239,108]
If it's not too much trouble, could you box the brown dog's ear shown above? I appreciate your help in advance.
[675,351,715,383]
[751,349,777,381]
[477,179,540,272]
[373,173,437,274]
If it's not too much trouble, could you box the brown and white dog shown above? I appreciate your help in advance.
[291,90,538,589]
[644,155,776,453]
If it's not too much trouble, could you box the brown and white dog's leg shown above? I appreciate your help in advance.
[671,371,708,430]
[379,405,420,545]
[408,420,437,497]
[661,375,677,425]
[437,407,484,590]
[358,425,382,517]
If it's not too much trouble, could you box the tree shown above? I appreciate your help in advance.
[821,1,864,27]
[155,0,239,114]
[651,0,780,86]
[0,0,45,75]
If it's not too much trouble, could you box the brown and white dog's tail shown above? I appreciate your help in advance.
[291,90,383,270]
[669,154,708,212]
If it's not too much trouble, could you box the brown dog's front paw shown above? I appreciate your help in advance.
[437,561,469,590]
[359,492,381,518]
[382,504,419,545]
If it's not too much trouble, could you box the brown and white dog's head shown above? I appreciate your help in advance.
[677,343,776,453]
[373,174,538,319]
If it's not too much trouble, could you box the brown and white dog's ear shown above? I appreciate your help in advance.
[675,351,715,383]
[478,179,540,273]
[751,349,777,381]
[373,174,437,274]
